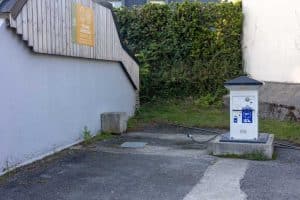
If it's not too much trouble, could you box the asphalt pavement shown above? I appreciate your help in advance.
[0,125,299,200]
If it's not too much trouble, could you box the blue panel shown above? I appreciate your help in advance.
[242,109,253,123]
[233,116,238,123]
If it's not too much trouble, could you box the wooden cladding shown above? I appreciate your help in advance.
[8,0,139,89]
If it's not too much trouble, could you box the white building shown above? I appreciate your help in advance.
[243,0,300,121]
[0,0,139,174]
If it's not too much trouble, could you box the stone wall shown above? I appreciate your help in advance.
[259,82,300,121]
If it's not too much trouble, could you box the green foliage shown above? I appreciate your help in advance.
[83,126,92,144]
[115,2,243,102]
[194,94,222,108]
[82,126,114,145]
[128,98,229,130]
[217,152,274,161]
[94,132,114,141]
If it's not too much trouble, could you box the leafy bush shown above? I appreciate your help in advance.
[115,1,243,103]
[194,94,221,108]
[82,126,92,144]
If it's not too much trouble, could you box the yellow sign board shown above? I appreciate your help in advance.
[72,3,95,47]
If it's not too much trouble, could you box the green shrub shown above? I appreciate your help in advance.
[194,94,220,108]
[82,127,114,146]
[83,126,92,144]
[115,1,243,103]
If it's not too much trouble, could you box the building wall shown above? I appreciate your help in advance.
[243,0,300,83]
[0,19,136,173]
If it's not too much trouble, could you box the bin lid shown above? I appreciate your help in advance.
[224,76,263,86]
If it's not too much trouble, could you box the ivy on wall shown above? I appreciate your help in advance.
[115,2,243,102]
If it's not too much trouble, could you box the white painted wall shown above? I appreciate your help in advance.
[243,0,300,83]
[0,20,136,173]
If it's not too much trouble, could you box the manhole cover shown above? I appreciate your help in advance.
[121,142,147,148]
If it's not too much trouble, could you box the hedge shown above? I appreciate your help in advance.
[115,2,243,103]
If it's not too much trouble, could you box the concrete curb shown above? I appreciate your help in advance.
[208,134,274,159]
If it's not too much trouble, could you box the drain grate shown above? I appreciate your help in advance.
[121,142,147,148]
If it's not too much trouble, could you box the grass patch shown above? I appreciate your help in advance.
[129,99,300,144]
[260,119,300,144]
[129,99,229,130]
[0,169,17,184]
[83,128,114,146]
[94,132,114,141]
[217,152,275,161]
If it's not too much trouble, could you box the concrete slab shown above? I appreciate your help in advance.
[101,112,128,134]
[220,133,270,143]
[121,142,147,148]
[208,134,274,159]
[126,132,215,142]
[95,132,209,156]
[184,159,248,200]
[96,145,209,158]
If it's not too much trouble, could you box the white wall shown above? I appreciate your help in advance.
[0,20,136,173]
[243,0,300,83]
[0,18,4,27]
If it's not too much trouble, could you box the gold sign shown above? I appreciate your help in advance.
[72,3,95,46]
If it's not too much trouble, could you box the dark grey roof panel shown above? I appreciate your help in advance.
[225,76,263,86]
[0,0,17,13]
[93,0,114,9]
[96,0,139,66]
[125,0,147,7]
[168,0,219,3]
[0,0,27,18]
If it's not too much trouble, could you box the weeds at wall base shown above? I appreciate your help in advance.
[216,151,277,161]
[82,126,114,146]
